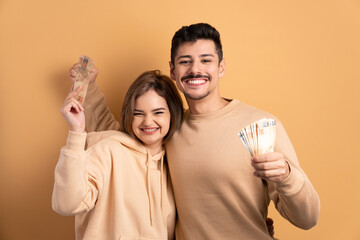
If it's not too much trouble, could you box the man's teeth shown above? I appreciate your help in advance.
[187,79,206,84]
[142,128,157,132]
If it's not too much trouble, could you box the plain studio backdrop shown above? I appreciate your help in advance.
[1,0,359,239]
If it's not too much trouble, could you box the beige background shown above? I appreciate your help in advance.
[1,0,360,239]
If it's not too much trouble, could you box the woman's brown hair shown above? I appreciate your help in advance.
[120,70,184,144]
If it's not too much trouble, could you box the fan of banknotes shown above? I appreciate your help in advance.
[74,55,93,104]
[238,118,276,156]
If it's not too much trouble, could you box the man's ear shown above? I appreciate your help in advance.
[169,61,176,80]
[219,58,226,78]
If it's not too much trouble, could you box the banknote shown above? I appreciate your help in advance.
[73,55,93,104]
[238,118,276,156]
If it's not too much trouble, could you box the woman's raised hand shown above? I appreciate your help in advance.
[60,86,85,132]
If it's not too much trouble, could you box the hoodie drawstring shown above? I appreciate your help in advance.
[160,156,165,225]
[146,149,154,226]
[146,149,165,227]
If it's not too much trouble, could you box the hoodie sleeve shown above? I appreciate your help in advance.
[267,120,320,230]
[83,82,120,132]
[52,131,103,216]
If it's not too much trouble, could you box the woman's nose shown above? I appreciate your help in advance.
[143,115,153,126]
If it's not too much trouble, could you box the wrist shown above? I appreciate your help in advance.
[66,131,87,151]
[70,126,85,133]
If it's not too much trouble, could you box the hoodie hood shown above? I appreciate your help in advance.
[86,130,166,227]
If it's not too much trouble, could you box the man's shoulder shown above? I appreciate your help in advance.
[181,99,277,124]
[227,99,276,121]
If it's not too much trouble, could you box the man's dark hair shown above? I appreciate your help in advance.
[171,23,223,65]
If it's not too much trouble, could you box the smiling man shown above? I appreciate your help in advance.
[81,23,320,240]
[164,23,320,240]
[172,40,223,97]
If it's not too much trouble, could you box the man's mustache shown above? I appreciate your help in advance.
[181,74,211,81]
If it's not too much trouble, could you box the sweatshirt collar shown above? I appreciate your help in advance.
[187,99,239,122]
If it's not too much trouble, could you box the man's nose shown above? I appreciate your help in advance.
[189,61,201,75]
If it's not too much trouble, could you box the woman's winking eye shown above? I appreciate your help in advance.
[133,111,143,116]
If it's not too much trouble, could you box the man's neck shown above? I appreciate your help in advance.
[187,96,229,115]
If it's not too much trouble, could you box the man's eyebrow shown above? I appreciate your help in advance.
[176,54,215,61]
[176,55,191,61]
[200,54,215,58]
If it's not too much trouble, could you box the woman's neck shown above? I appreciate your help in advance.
[146,144,163,156]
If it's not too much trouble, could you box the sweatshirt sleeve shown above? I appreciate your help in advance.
[52,131,103,216]
[83,82,120,132]
[267,120,320,230]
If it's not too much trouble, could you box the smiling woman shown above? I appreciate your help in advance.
[132,90,171,155]
[120,70,184,153]
[52,68,183,240]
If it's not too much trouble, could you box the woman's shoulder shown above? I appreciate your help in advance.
[87,131,128,147]
[86,130,146,154]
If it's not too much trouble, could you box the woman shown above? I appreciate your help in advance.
[52,70,183,240]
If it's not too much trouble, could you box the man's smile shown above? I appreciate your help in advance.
[181,74,211,86]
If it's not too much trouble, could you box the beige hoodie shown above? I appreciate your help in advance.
[52,130,175,240]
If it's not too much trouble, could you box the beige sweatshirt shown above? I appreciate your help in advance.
[82,83,320,240]
[52,130,176,240]
[166,100,320,240]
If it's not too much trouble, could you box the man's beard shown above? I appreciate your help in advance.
[184,90,210,101]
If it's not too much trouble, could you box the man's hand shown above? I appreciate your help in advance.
[60,86,85,133]
[69,62,98,84]
[251,152,290,182]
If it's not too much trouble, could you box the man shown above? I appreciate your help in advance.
[80,23,320,239]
